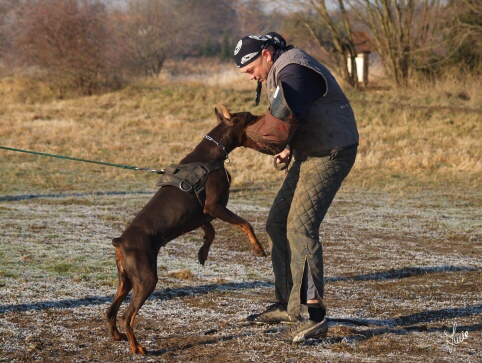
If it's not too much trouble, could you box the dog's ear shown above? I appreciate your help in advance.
[220,104,231,119]
[215,105,235,126]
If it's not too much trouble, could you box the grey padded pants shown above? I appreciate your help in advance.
[266,148,356,318]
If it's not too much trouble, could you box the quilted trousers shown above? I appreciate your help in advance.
[266,148,356,319]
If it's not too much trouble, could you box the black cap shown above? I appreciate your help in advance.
[233,32,286,68]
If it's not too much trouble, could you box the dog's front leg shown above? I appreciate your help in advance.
[204,204,266,257]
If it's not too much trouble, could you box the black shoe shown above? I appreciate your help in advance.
[276,318,328,343]
[247,302,298,324]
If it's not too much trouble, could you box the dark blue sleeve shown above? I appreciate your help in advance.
[277,64,326,120]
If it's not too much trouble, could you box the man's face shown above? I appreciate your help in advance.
[239,50,271,83]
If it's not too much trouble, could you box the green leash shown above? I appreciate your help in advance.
[0,145,163,174]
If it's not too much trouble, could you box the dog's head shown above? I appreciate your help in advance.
[214,105,281,155]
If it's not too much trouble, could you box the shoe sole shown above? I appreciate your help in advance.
[292,322,329,343]
[247,313,299,325]
[292,330,328,343]
[248,319,299,325]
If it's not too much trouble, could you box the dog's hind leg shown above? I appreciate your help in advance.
[105,244,132,342]
[121,253,158,355]
[198,222,215,266]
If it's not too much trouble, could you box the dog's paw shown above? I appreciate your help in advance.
[253,247,267,257]
[198,247,209,266]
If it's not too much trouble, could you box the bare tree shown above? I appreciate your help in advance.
[444,0,482,72]
[11,0,118,96]
[233,0,267,35]
[0,0,18,63]
[112,0,179,77]
[347,0,445,86]
[273,0,361,88]
[112,0,238,78]
[307,0,359,87]
[278,0,451,86]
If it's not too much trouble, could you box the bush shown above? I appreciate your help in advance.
[10,0,122,97]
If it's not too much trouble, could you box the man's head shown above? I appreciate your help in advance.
[234,32,286,83]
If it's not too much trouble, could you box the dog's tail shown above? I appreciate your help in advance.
[112,237,122,247]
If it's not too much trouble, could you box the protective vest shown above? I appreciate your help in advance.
[266,48,359,159]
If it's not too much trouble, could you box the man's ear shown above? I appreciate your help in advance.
[261,48,273,63]
[215,105,234,125]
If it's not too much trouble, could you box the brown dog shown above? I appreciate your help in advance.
[105,105,267,354]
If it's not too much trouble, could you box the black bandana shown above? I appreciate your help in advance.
[233,32,287,68]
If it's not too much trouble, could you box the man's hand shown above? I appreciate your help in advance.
[273,147,291,171]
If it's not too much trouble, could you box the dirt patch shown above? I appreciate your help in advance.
[0,188,481,362]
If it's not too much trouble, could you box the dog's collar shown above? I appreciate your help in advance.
[203,135,229,162]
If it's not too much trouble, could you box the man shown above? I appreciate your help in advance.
[234,32,359,343]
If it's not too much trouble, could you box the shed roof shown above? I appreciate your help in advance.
[352,31,375,53]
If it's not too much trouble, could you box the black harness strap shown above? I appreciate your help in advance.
[156,159,225,206]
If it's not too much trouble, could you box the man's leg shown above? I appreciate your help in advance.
[247,161,301,324]
[278,150,356,342]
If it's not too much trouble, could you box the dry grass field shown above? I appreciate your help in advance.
[0,60,481,362]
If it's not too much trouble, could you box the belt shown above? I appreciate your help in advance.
[295,143,358,161]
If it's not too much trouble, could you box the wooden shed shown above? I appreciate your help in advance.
[347,31,375,86]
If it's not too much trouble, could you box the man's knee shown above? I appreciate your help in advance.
[266,219,285,235]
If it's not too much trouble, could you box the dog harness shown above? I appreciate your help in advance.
[156,158,226,206]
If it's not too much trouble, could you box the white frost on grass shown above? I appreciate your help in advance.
[0,190,481,362]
